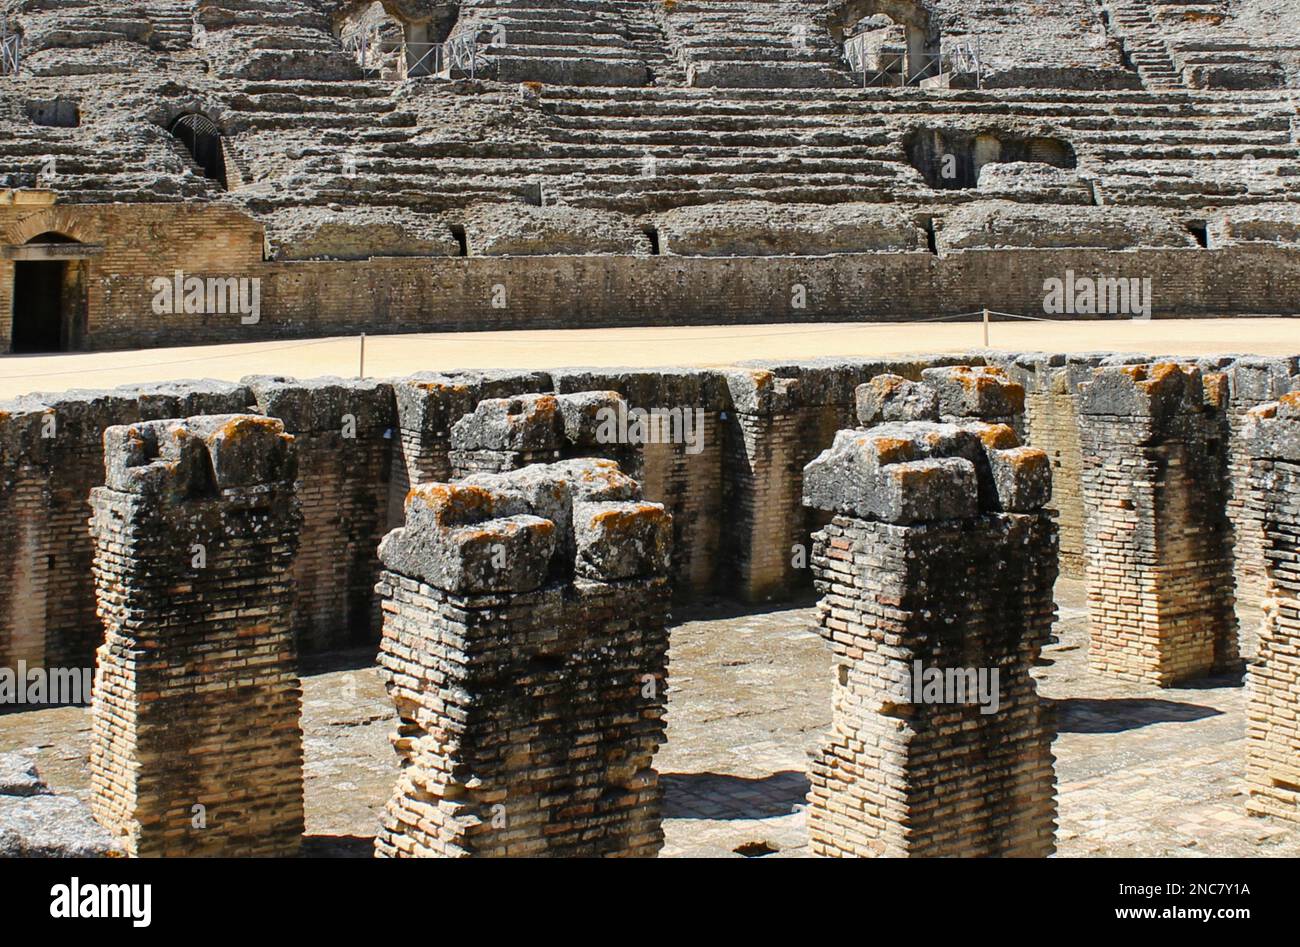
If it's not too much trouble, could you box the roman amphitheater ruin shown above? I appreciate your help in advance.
[1,0,1299,859]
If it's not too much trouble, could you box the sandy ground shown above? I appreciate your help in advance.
[2,317,1298,400]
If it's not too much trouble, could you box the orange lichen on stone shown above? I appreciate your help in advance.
[215,414,285,445]
[1280,391,1300,410]
[417,381,470,397]
[408,482,498,524]
[868,435,915,465]
[591,504,667,538]
[1008,447,1049,470]
[1134,361,1186,393]
[890,461,946,485]
[975,423,1019,450]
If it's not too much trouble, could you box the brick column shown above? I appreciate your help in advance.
[1011,355,1106,578]
[88,415,303,857]
[1078,363,1238,685]
[802,421,1058,857]
[1243,392,1300,824]
[1225,358,1298,617]
[374,458,672,857]
[248,376,395,652]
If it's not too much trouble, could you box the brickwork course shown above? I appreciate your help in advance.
[87,413,305,857]
[802,416,1058,856]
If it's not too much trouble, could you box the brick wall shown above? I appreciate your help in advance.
[4,201,1300,353]
[1244,392,1300,824]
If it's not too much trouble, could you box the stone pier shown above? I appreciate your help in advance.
[1243,393,1300,824]
[374,458,673,857]
[802,421,1058,857]
[88,415,304,857]
[1078,364,1238,685]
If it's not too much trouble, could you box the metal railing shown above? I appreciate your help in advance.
[1,27,20,76]
[847,37,983,90]
[344,30,482,80]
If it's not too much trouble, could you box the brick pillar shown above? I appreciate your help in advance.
[248,377,395,652]
[1078,363,1238,685]
[1244,392,1300,823]
[1012,356,1106,578]
[374,458,672,857]
[0,402,55,673]
[1225,359,1298,618]
[802,421,1058,857]
[717,369,837,598]
[88,415,304,857]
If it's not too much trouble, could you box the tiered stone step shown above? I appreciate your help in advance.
[0,125,217,201]
[660,0,856,88]
[448,0,657,86]
[142,0,195,51]
[196,0,360,80]
[1104,0,1184,89]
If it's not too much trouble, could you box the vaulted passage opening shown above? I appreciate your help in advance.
[10,233,85,353]
[904,128,1077,189]
[169,113,229,188]
[829,0,936,84]
[335,1,461,79]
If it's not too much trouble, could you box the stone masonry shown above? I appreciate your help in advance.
[374,458,672,857]
[88,414,304,857]
[1243,392,1300,824]
[802,420,1058,857]
[1078,363,1238,685]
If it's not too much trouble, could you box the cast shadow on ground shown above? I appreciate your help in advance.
[661,770,809,820]
[1053,697,1222,734]
[302,834,376,858]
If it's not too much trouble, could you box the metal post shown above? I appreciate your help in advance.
[982,307,990,347]
[359,332,366,379]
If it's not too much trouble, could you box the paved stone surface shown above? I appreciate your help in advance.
[0,579,1295,857]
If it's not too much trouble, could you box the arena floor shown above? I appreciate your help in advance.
[3,579,1294,858]
[2,317,1299,400]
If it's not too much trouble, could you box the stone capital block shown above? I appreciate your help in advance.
[921,365,1026,421]
[803,421,1051,523]
[854,374,939,425]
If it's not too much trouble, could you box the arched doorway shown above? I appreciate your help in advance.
[10,232,87,353]
[828,0,936,85]
[169,113,228,188]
